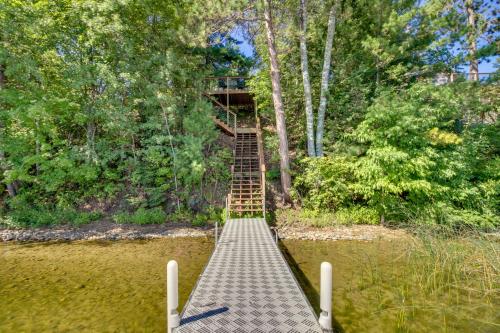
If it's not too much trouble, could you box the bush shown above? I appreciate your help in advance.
[292,156,356,211]
[1,207,102,228]
[334,206,379,225]
[113,208,166,225]
[293,83,499,229]
[191,214,207,227]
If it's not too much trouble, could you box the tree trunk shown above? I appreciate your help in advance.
[465,0,478,81]
[0,64,17,197]
[315,2,337,156]
[298,0,315,157]
[263,0,292,202]
[0,64,5,87]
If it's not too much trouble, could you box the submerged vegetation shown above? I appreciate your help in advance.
[1,234,496,332]
[283,231,499,332]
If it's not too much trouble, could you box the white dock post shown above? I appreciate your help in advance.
[215,220,218,244]
[167,260,180,333]
[318,262,332,331]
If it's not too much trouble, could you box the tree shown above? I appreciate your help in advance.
[0,0,235,225]
[465,0,479,80]
[0,61,16,197]
[263,0,292,201]
[298,0,316,157]
[315,1,338,156]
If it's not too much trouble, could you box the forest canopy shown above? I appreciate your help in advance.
[0,0,498,229]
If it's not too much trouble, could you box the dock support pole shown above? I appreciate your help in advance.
[167,260,180,333]
[215,220,218,244]
[319,262,332,331]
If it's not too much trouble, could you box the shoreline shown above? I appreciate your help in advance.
[1,221,409,242]
[0,222,213,242]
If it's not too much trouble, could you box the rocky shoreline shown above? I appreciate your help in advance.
[276,224,408,241]
[0,222,212,242]
[0,221,408,242]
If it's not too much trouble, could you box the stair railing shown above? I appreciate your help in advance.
[205,93,237,134]
[255,112,266,219]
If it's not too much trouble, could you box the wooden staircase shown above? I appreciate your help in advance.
[229,124,266,216]
[204,76,266,217]
[205,93,237,136]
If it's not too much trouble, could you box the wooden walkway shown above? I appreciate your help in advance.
[175,218,323,333]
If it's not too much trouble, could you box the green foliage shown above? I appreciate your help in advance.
[334,207,380,225]
[292,156,356,211]
[1,207,102,228]
[192,214,207,227]
[113,208,166,225]
[192,206,224,227]
[0,1,236,224]
[266,168,281,181]
[294,83,499,229]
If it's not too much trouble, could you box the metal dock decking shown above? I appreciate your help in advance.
[175,218,323,332]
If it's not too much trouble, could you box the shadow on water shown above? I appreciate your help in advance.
[280,241,344,333]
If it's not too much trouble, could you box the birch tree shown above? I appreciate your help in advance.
[298,0,316,157]
[315,1,338,156]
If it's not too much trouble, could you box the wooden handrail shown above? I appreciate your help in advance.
[205,93,237,133]
[255,112,266,218]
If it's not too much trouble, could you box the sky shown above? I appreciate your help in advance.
[231,24,498,74]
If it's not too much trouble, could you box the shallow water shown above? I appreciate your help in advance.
[1,237,498,332]
[0,238,213,332]
[281,239,499,333]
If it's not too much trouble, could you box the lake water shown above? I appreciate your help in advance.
[1,236,498,332]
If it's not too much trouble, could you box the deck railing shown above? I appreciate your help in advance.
[205,93,237,134]
[434,72,498,85]
[205,76,249,92]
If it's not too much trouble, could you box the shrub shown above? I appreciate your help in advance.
[334,206,379,225]
[292,156,356,211]
[1,207,102,228]
[293,83,499,229]
[113,208,166,225]
[191,214,207,227]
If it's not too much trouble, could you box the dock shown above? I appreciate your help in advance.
[175,218,323,332]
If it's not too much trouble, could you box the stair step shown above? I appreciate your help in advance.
[231,209,264,213]
[233,201,263,204]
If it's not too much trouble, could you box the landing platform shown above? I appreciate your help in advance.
[175,218,322,333]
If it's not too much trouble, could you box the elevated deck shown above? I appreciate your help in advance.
[175,218,322,333]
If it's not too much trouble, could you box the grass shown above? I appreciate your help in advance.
[282,227,499,332]
[360,229,499,332]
